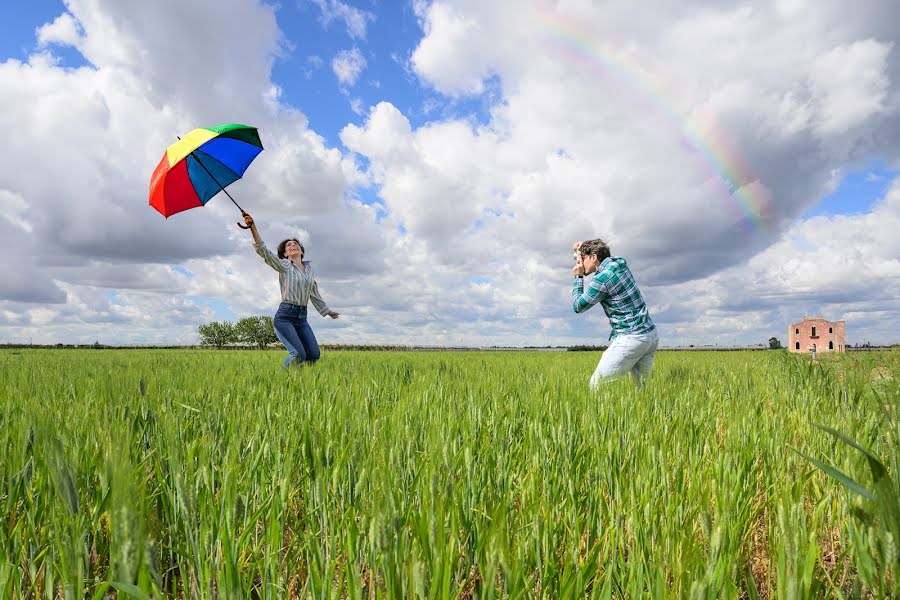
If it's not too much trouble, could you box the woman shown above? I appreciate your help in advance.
[243,213,339,367]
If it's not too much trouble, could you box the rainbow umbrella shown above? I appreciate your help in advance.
[149,123,263,228]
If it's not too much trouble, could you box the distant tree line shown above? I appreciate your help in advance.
[198,316,278,349]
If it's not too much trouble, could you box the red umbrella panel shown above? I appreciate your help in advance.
[149,123,263,220]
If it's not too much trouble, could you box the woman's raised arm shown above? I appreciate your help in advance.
[243,212,263,245]
[244,213,286,272]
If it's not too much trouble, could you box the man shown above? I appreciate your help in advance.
[571,239,658,388]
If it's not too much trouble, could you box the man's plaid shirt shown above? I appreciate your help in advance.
[572,256,655,340]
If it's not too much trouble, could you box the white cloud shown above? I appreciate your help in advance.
[331,47,366,88]
[651,178,900,345]
[0,0,387,344]
[36,12,83,48]
[304,54,324,78]
[308,0,373,40]
[809,39,892,136]
[0,190,33,233]
[338,0,900,345]
[4,0,900,347]
[410,2,488,95]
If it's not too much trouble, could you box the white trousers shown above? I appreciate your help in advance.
[590,329,659,389]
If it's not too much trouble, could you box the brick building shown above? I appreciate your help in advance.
[788,317,846,353]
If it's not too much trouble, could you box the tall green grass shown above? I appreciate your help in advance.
[0,348,897,598]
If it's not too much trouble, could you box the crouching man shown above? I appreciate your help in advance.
[571,239,659,389]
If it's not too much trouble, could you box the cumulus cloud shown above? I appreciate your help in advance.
[4,0,900,347]
[649,177,900,345]
[808,39,892,136]
[0,0,387,344]
[308,0,374,40]
[304,54,324,78]
[0,190,33,233]
[331,47,366,88]
[337,0,900,345]
[349,97,365,115]
[410,2,490,95]
[36,12,83,48]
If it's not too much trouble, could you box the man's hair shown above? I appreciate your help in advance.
[580,239,611,262]
[277,238,304,259]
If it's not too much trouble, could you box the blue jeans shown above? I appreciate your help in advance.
[273,302,320,367]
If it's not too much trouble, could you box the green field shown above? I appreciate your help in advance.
[1,349,897,598]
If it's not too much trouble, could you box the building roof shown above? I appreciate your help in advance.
[789,316,845,327]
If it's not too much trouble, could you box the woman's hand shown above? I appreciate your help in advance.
[327,311,340,319]
[243,212,263,245]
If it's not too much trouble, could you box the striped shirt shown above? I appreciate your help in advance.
[572,256,655,340]
[254,242,331,316]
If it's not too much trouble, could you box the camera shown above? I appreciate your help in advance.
[573,251,581,262]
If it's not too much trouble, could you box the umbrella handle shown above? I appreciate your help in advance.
[237,209,251,229]
[237,222,250,229]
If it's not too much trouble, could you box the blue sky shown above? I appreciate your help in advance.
[271,0,498,145]
[2,0,884,220]
[1,0,899,347]
[1,0,88,68]
[272,0,421,146]
[0,0,497,150]
[802,160,898,219]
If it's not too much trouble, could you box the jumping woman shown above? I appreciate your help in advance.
[243,213,339,366]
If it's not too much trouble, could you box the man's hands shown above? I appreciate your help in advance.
[243,212,255,228]
[572,241,585,277]
[327,310,340,319]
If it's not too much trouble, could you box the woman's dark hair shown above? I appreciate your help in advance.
[277,238,304,259]
[580,239,611,262]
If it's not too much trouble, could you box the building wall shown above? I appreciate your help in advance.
[788,317,846,353]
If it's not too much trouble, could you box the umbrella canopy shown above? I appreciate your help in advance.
[149,123,263,219]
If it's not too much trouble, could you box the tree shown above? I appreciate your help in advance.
[198,321,236,348]
[768,337,782,350]
[235,316,277,348]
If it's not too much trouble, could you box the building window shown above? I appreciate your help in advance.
[829,341,834,350]
[811,326,817,337]
[795,341,800,350]
[795,328,799,334]
[829,327,833,333]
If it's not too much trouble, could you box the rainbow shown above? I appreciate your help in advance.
[535,8,773,232]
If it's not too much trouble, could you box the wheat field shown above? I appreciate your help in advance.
[1,348,897,598]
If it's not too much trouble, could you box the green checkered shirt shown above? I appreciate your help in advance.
[572,256,655,340]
